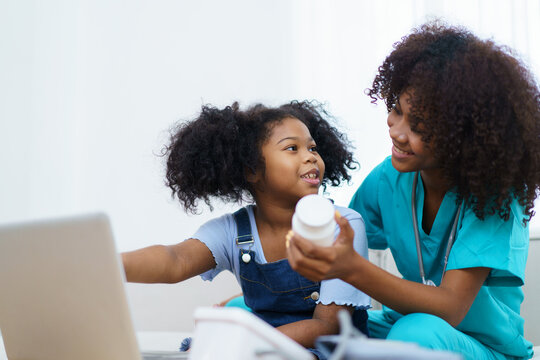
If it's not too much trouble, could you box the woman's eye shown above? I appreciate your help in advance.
[392,105,402,116]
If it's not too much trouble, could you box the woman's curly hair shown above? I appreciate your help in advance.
[164,101,357,212]
[368,22,540,222]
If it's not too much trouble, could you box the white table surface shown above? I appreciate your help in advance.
[1,330,539,359]
[136,331,191,352]
[0,331,190,360]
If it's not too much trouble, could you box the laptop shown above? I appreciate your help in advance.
[0,213,187,360]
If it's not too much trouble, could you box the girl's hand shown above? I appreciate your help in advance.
[286,212,360,282]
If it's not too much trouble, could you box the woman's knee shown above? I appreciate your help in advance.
[387,313,453,349]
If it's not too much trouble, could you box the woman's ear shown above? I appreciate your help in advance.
[245,168,260,184]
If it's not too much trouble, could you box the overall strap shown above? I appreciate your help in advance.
[233,208,254,245]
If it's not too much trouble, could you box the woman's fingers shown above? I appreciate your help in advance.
[285,212,358,283]
[334,212,355,246]
[286,230,337,281]
[292,231,335,261]
[287,239,329,281]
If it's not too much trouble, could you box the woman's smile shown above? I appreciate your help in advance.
[392,144,414,158]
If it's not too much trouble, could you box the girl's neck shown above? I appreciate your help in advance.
[251,199,297,263]
[253,201,295,231]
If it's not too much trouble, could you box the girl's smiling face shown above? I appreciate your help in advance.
[250,117,325,206]
[388,91,439,173]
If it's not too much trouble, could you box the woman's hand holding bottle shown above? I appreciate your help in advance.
[286,211,362,283]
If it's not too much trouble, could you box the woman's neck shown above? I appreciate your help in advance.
[420,168,449,197]
[419,168,449,234]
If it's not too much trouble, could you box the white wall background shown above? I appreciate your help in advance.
[1,0,540,331]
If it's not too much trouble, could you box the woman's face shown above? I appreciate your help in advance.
[387,91,438,173]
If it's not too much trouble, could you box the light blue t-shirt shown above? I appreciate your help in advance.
[350,157,533,359]
[191,204,371,309]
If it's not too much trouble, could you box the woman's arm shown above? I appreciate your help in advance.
[122,238,216,284]
[287,214,490,327]
[277,303,353,348]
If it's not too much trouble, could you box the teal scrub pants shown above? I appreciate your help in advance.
[368,310,508,360]
[224,295,252,311]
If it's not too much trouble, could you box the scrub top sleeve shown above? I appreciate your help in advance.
[446,202,528,286]
[191,214,234,281]
[349,162,387,250]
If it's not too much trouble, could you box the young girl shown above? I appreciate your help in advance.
[287,23,540,360]
[122,101,371,359]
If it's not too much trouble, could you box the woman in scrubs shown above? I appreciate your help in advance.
[286,22,540,360]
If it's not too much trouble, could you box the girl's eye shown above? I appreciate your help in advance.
[309,145,318,152]
[285,145,297,151]
[392,104,403,116]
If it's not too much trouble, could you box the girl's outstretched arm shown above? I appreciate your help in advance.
[277,303,353,348]
[286,215,490,327]
[122,239,216,284]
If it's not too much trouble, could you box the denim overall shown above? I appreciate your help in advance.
[233,208,368,359]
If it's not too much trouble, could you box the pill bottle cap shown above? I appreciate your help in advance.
[295,195,334,227]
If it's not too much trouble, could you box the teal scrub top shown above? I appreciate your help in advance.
[350,157,533,359]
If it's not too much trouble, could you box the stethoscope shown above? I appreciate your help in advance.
[411,172,463,286]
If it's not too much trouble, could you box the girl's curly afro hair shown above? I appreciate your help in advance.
[368,22,540,222]
[164,101,357,212]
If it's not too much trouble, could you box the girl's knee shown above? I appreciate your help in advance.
[387,313,452,349]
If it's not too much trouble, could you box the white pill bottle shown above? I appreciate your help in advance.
[292,194,336,247]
